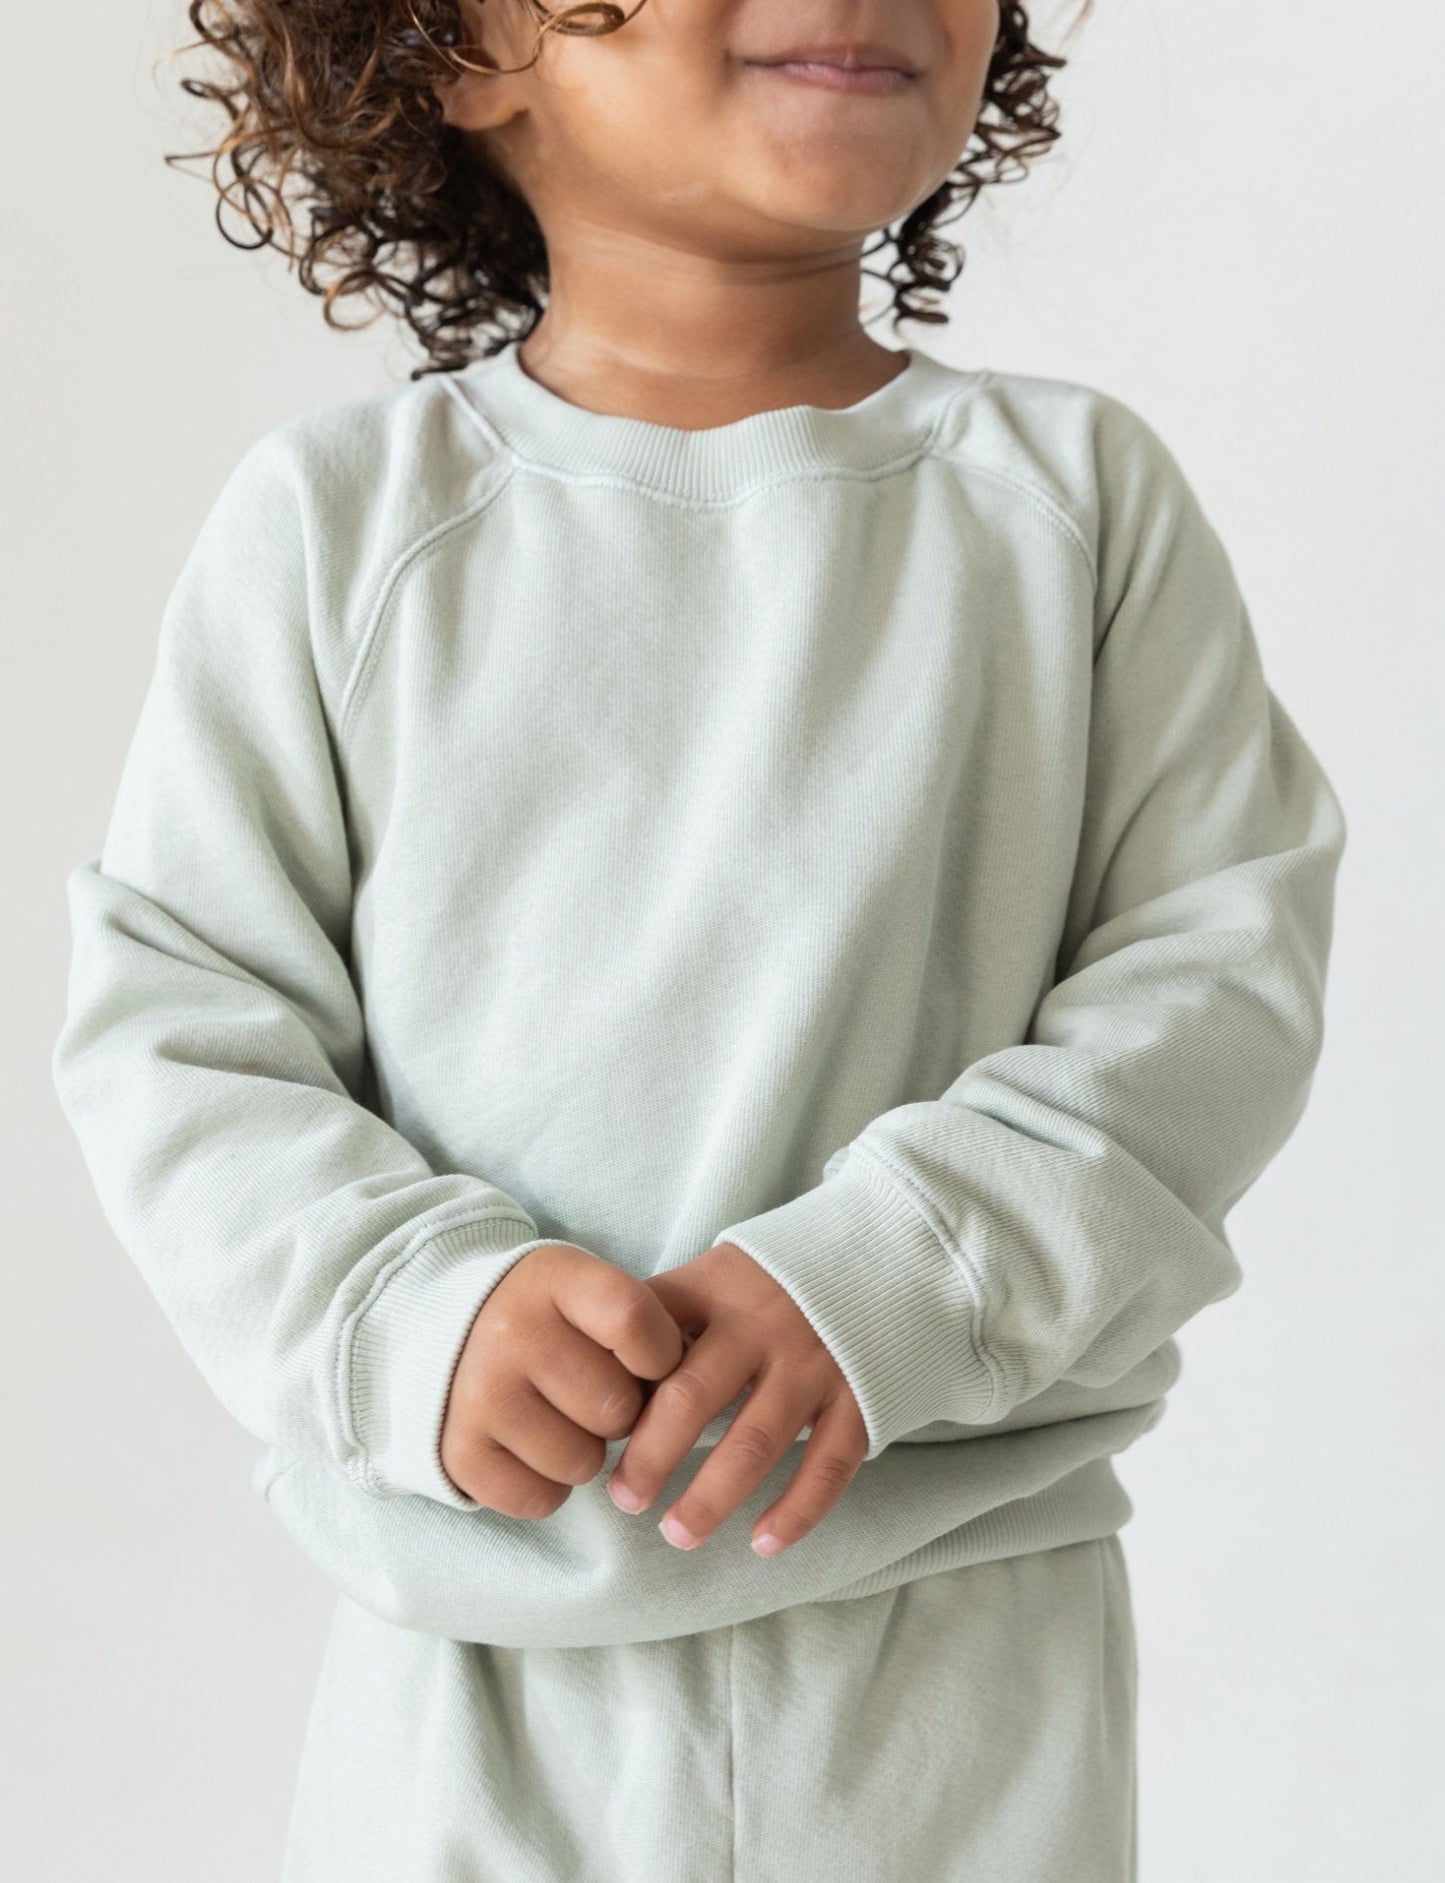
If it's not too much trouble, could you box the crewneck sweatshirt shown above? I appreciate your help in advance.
[51,343,1346,1649]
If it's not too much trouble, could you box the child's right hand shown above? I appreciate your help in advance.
[439,1242,685,1517]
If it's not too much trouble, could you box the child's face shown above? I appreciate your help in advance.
[435,1,1000,260]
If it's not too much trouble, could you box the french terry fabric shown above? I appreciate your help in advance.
[52,341,1347,1652]
[280,1535,1137,1883]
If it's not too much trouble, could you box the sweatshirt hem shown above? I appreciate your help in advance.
[810,1454,1134,1603]
[256,1399,1160,1649]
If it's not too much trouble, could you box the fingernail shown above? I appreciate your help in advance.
[659,1513,697,1549]
[752,1532,783,1556]
[608,1476,645,1513]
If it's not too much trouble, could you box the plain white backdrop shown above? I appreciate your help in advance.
[4,2,1440,1877]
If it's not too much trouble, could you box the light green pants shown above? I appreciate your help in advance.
[281,1534,1138,1882]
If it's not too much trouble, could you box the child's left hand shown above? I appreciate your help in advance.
[606,1241,868,1557]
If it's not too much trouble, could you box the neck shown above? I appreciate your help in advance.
[513,235,900,429]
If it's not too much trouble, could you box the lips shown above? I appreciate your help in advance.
[749,42,918,76]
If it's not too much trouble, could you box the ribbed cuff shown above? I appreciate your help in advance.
[709,1147,995,1460]
[345,1213,554,1507]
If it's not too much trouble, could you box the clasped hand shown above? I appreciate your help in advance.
[439,1240,868,1557]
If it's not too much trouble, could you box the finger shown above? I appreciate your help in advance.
[747,1392,869,1558]
[442,1432,573,1520]
[640,1267,714,1342]
[606,1326,756,1517]
[487,1375,609,1488]
[527,1323,647,1439]
[551,1248,686,1382]
[653,1370,817,1550]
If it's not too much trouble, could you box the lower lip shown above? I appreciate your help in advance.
[748,61,915,96]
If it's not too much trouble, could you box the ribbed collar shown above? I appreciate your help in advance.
[450,342,977,500]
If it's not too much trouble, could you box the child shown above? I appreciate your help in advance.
[52,1,1347,1877]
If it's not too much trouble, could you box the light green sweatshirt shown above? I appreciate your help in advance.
[52,344,1346,1648]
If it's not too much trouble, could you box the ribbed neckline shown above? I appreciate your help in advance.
[450,341,980,500]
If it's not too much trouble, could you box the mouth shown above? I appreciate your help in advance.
[744,43,920,96]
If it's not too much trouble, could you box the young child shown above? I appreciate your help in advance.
[52,1,1347,1877]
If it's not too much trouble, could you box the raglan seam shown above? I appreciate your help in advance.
[443,363,1098,585]
[306,371,1099,753]
[334,377,1005,754]
[449,367,1100,586]
[934,447,1100,587]
[335,459,521,748]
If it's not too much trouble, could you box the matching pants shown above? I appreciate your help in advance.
[281,1533,1138,1883]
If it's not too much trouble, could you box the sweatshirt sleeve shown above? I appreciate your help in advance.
[50,431,555,1510]
[708,406,1349,1463]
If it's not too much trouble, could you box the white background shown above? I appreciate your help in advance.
[3,1,1440,1876]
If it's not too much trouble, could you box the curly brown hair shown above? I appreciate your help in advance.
[160,0,1095,381]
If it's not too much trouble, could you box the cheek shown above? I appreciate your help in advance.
[546,74,736,209]
[948,0,1003,114]
[524,51,984,238]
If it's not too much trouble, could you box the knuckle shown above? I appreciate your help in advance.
[811,1449,861,1500]
[725,1419,783,1474]
[598,1381,643,1429]
[607,1286,656,1345]
[480,1376,533,1428]
[527,1327,572,1370]
[653,1368,711,1420]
